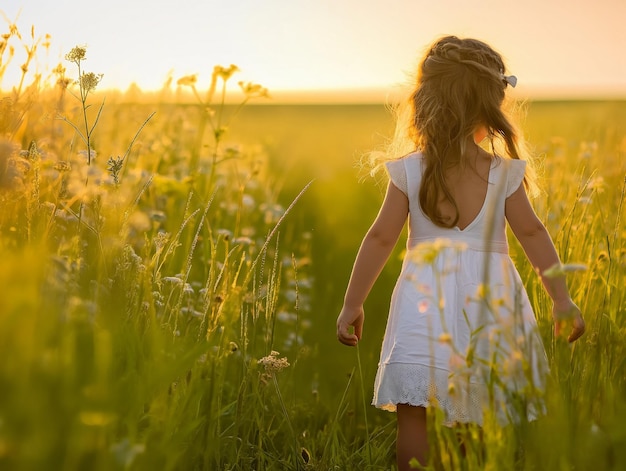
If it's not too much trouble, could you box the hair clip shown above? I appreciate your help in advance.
[502,74,517,88]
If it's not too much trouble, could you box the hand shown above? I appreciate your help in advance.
[552,299,586,343]
[337,305,364,346]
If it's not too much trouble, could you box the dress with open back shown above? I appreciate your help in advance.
[372,152,548,426]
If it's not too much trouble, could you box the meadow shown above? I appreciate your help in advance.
[1,27,626,471]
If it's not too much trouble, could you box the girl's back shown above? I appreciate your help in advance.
[437,148,492,231]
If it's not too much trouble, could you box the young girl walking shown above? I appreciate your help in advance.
[336,36,585,470]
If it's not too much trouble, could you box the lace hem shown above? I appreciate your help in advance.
[372,362,544,427]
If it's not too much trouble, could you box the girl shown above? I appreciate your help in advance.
[336,36,585,469]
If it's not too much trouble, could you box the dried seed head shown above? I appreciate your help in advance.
[257,351,290,374]
[65,46,87,63]
[79,72,103,93]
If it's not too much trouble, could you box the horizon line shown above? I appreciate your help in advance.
[5,82,625,104]
[100,84,626,104]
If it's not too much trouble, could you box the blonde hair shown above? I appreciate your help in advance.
[369,36,537,228]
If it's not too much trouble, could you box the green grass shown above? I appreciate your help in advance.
[1,24,626,470]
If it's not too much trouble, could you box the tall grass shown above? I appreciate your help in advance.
[0,23,320,471]
[1,19,626,471]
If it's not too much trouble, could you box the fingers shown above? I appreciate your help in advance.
[337,321,359,346]
[354,322,363,341]
[552,301,586,343]
[567,316,586,343]
[336,307,364,347]
[554,316,586,343]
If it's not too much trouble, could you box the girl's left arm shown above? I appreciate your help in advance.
[505,184,586,342]
[337,182,409,346]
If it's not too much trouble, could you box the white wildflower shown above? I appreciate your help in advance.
[258,350,290,374]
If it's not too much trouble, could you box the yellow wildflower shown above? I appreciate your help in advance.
[438,332,452,345]
[214,64,240,81]
[176,74,198,87]
[238,81,270,99]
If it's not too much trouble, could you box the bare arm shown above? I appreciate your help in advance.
[337,182,409,346]
[505,184,585,342]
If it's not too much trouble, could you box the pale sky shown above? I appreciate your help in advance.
[3,0,626,101]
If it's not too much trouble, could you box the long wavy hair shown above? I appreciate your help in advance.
[376,36,535,228]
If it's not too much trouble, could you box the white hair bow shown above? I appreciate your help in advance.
[502,74,517,88]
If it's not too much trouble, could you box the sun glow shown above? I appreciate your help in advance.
[2,0,626,102]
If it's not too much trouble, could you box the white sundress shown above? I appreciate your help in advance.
[372,152,548,426]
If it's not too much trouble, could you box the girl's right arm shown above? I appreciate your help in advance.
[505,184,586,342]
[337,181,409,346]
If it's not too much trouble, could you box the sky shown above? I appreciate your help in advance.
[3,0,626,101]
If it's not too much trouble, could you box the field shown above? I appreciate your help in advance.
[1,39,626,470]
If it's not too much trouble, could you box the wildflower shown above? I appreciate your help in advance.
[78,149,97,161]
[241,194,255,208]
[214,64,240,82]
[277,311,297,323]
[26,141,41,161]
[153,231,170,250]
[162,276,183,285]
[217,229,232,241]
[476,283,489,299]
[79,72,103,93]
[233,236,253,246]
[65,46,87,63]
[111,438,146,468]
[238,81,270,99]
[181,307,204,318]
[542,263,587,279]
[258,350,290,374]
[586,176,605,193]
[41,201,56,213]
[107,156,124,185]
[176,74,198,87]
[54,161,71,172]
[438,332,452,345]
[57,77,72,90]
[409,238,467,265]
[418,299,429,313]
[53,64,66,75]
[416,284,433,296]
